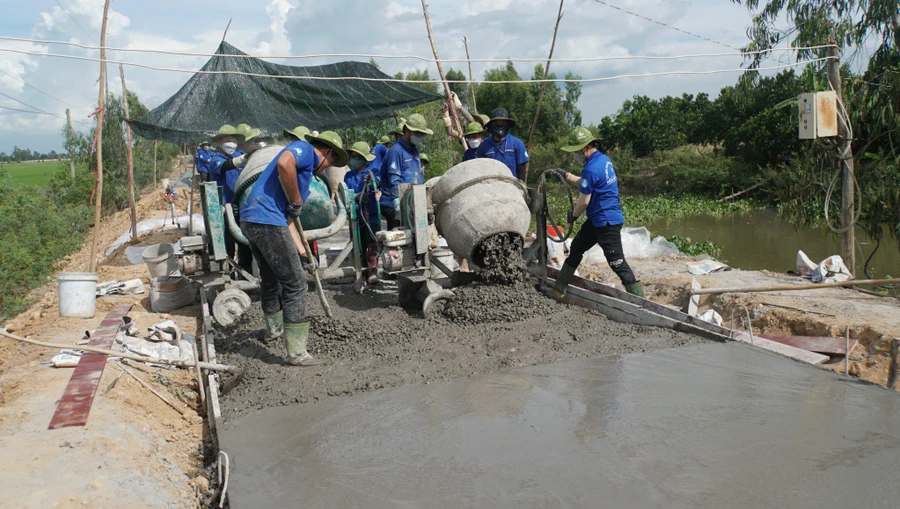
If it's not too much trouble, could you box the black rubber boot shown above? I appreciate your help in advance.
[624,281,645,298]
[551,263,577,298]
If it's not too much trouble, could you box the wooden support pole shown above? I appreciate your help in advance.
[66,109,75,184]
[888,338,900,390]
[525,0,565,183]
[463,36,477,115]
[119,64,138,240]
[420,0,464,142]
[88,0,112,273]
[827,46,856,275]
[691,278,897,296]
[153,140,158,188]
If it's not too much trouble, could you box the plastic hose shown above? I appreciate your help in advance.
[537,169,575,243]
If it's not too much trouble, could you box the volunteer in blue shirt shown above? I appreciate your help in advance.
[195,141,214,181]
[372,135,392,169]
[462,122,484,161]
[476,108,529,181]
[345,141,382,286]
[207,125,244,190]
[379,113,432,230]
[240,131,348,367]
[551,127,644,298]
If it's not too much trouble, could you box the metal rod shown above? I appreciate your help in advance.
[845,326,850,375]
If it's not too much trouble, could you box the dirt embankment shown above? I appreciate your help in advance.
[218,280,706,418]
[580,256,900,388]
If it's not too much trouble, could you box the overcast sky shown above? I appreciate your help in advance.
[0,0,780,153]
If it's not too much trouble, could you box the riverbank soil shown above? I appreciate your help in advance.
[580,256,900,388]
[0,157,209,508]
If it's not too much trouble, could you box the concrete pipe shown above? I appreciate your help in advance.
[431,159,531,266]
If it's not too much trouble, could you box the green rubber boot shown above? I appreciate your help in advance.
[551,263,577,298]
[625,281,645,298]
[284,322,325,367]
[263,310,283,342]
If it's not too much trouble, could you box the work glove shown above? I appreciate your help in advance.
[287,201,303,219]
[301,256,318,275]
[567,210,576,224]
[391,197,401,211]
[552,168,567,179]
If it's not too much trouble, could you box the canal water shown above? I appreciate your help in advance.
[646,209,900,278]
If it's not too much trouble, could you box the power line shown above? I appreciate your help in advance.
[590,0,739,50]
[0,47,835,84]
[52,0,99,45]
[0,89,59,116]
[0,35,834,64]
[0,67,93,115]
[0,104,60,115]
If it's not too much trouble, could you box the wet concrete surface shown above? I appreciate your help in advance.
[221,341,900,508]
[217,282,703,416]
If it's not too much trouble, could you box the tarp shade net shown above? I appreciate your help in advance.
[129,42,443,144]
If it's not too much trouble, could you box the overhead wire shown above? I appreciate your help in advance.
[0,89,60,116]
[590,0,739,50]
[0,35,837,64]
[52,0,99,45]
[0,104,60,115]
[0,67,93,115]
[0,47,836,83]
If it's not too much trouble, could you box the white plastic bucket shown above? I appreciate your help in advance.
[142,244,177,278]
[430,248,458,278]
[57,272,99,318]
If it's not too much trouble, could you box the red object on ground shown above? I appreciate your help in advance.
[758,334,858,356]
[48,304,132,429]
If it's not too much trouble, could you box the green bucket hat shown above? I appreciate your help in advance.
[284,126,311,141]
[560,127,599,153]
[349,141,376,162]
[420,153,430,164]
[390,118,407,137]
[404,113,434,135]
[477,114,490,126]
[210,124,245,143]
[464,122,484,136]
[236,123,261,142]
[377,135,392,145]
[305,130,349,167]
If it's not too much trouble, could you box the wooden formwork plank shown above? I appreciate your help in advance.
[733,332,829,365]
[49,304,133,429]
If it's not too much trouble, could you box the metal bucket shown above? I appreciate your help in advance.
[431,159,531,265]
[142,244,177,278]
[57,272,98,318]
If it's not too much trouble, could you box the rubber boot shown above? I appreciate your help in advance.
[551,263,577,299]
[263,310,283,342]
[283,322,325,367]
[625,281,646,298]
[365,243,380,286]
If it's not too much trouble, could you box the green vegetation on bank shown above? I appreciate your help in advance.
[2,160,63,187]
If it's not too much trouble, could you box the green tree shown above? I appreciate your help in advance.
[404,68,439,94]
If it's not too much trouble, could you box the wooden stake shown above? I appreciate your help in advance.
[153,140,158,188]
[66,109,75,184]
[118,365,187,416]
[119,64,138,240]
[691,279,897,296]
[463,36,477,114]
[221,18,232,42]
[420,0,464,142]
[828,45,856,276]
[887,338,900,390]
[88,0,112,274]
[525,0,565,183]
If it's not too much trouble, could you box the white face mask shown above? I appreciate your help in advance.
[574,151,587,165]
[466,137,482,149]
[222,142,238,155]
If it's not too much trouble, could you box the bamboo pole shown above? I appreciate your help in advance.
[525,0,565,183]
[88,0,112,273]
[463,36,477,114]
[119,64,138,240]
[66,109,75,184]
[420,0,464,142]
[153,140,157,187]
[691,279,897,296]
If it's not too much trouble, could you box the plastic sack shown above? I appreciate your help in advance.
[697,309,723,326]
[813,255,853,283]
[104,214,206,256]
[580,226,682,265]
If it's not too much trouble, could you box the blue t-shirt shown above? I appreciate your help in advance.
[580,151,624,227]
[372,143,389,170]
[476,134,528,176]
[462,147,477,161]
[222,150,249,204]
[207,152,231,188]
[379,138,421,208]
[345,161,381,225]
[240,141,318,227]
[195,148,214,174]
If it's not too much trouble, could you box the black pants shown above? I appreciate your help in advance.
[241,221,308,323]
[380,205,400,230]
[565,222,637,286]
[225,208,254,275]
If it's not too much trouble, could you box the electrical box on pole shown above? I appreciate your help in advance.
[798,91,838,139]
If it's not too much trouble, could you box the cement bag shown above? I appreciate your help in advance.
[812,255,853,283]
[149,276,197,313]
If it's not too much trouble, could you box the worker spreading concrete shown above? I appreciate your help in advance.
[462,122,485,162]
[344,141,382,286]
[551,127,645,298]
[476,108,529,181]
[379,113,432,229]
[239,130,348,366]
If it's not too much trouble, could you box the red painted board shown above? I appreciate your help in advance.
[48,304,132,429]
[757,334,858,356]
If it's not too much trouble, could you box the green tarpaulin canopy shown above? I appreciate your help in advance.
[129,42,442,144]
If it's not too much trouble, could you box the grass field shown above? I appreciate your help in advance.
[2,161,64,186]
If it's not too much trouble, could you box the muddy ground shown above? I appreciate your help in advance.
[217,280,706,418]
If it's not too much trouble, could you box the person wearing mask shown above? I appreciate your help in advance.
[379,113,432,230]
[476,108,529,181]
[195,141,214,181]
[373,135,392,169]
[551,127,644,298]
[219,124,261,274]
[240,131,348,366]
[207,125,244,190]
[462,122,485,162]
[344,141,382,286]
